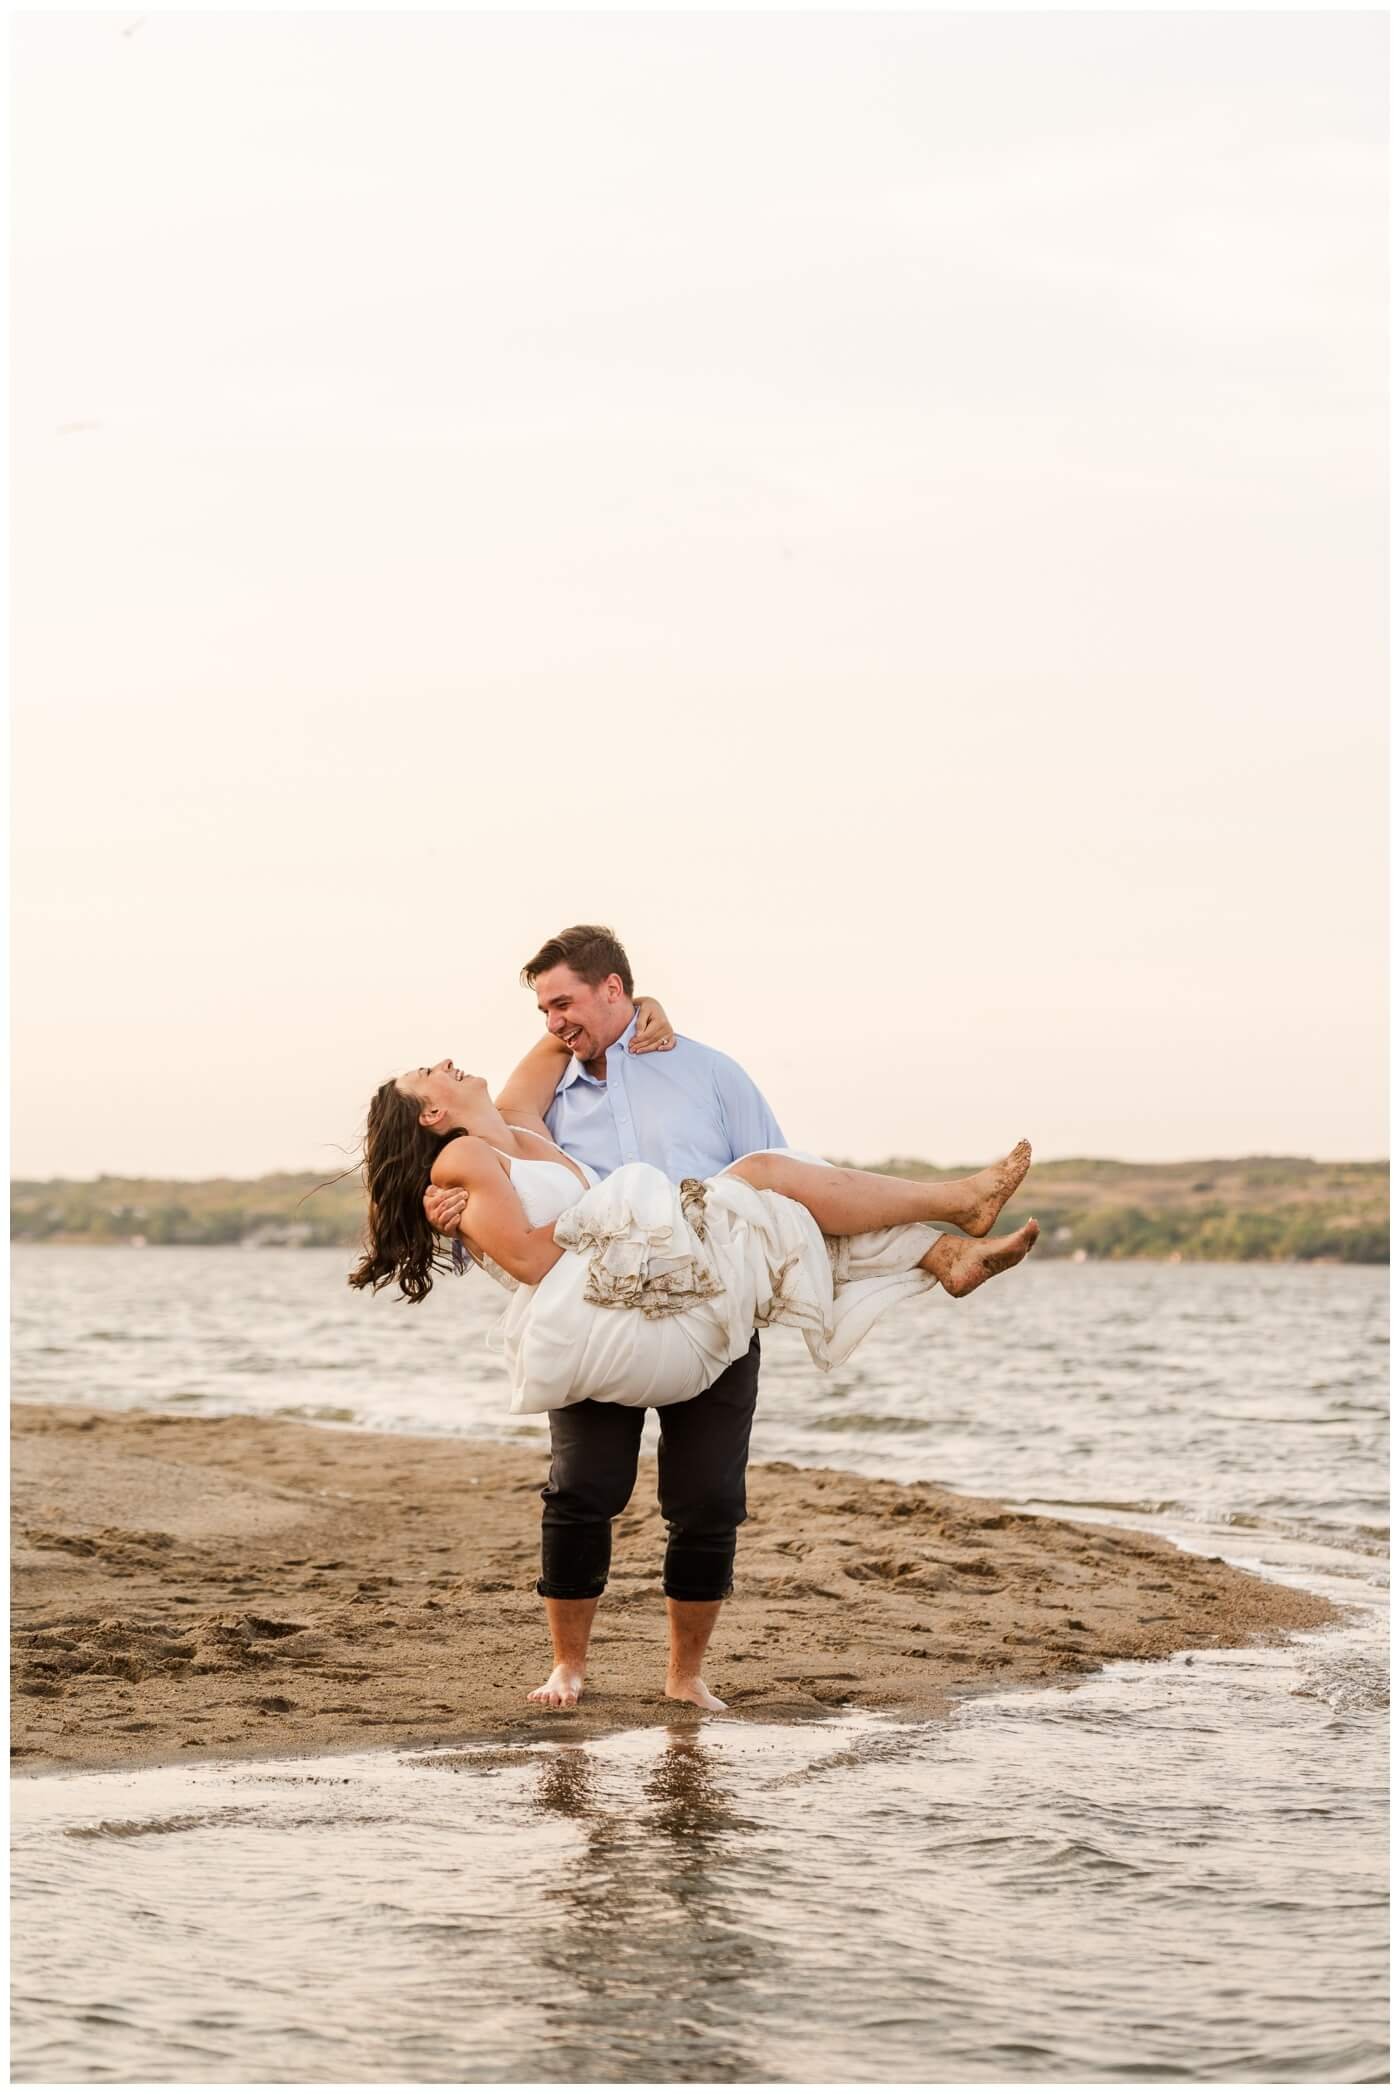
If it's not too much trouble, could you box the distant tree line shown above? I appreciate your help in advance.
[1010,1202,1386,1265]
[10,1157,1388,1263]
[10,1172,361,1249]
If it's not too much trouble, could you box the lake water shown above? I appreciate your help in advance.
[10,1250,1389,2083]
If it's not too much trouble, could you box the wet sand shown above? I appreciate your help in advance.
[12,1403,1335,1772]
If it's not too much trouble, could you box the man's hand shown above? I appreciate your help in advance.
[630,994,677,1054]
[424,1184,467,1236]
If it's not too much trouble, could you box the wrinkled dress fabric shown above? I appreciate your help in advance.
[492,1156,940,1415]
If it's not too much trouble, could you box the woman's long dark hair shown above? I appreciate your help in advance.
[348,1080,458,1305]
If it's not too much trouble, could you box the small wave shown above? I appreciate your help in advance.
[1204,1414,1368,1427]
[1210,1509,1391,1558]
[272,1404,359,1424]
[1010,1837,1156,1883]
[810,1412,931,1436]
[65,1807,256,1841]
[1016,1497,1187,1517]
[1291,1652,1389,1715]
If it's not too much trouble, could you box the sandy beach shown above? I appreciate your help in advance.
[12,1402,1336,1772]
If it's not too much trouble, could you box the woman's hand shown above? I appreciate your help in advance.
[630,994,676,1054]
[424,1184,467,1235]
[430,1137,563,1285]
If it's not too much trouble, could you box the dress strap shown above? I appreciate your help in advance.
[497,1126,592,1190]
[505,1124,587,1170]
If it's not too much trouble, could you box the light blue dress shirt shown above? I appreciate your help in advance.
[544,1013,787,1183]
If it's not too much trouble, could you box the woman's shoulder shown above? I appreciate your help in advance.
[430,1135,499,1187]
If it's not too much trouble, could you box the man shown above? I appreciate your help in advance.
[427,924,786,1714]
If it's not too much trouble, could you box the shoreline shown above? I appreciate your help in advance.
[13,1242,1386,1266]
[12,1403,1336,1776]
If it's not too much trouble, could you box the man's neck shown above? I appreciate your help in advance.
[582,1002,635,1081]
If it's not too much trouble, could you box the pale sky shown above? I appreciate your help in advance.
[12,11,1388,1180]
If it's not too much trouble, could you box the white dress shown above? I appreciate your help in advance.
[478,1132,942,1416]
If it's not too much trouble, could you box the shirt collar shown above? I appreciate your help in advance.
[556,1011,638,1088]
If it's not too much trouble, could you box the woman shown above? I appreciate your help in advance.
[350,1020,1037,1413]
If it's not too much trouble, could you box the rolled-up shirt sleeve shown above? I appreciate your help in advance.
[712,1054,787,1162]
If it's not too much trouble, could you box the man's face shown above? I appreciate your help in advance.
[533,964,629,1065]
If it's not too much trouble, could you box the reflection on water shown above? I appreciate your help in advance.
[528,1732,766,2082]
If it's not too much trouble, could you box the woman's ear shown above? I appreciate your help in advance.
[419,1103,447,1130]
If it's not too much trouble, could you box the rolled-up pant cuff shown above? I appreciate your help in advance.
[538,1518,611,1601]
[662,1529,736,1604]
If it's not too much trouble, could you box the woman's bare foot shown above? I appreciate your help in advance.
[528,1663,585,1709]
[926,1216,1040,1297]
[959,1140,1033,1238]
[665,1673,728,1713]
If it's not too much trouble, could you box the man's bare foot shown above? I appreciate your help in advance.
[927,1216,1040,1297]
[528,1663,585,1709]
[959,1140,1033,1238]
[665,1674,728,1713]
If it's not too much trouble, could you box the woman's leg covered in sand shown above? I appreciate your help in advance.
[723,1144,1031,1240]
[723,1149,1040,1301]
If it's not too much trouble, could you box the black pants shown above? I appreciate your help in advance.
[538,1336,760,1604]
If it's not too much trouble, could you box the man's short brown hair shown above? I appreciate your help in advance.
[521,925,634,998]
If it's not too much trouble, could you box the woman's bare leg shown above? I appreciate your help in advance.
[723,1142,1031,1238]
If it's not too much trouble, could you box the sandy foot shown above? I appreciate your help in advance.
[665,1675,728,1713]
[528,1664,585,1709]
[963,1140,1033,1237]
[931,1216,1040,1297]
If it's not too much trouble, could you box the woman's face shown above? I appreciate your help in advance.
[396,1058,488,1127]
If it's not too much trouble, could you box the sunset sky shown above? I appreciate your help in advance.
[12,10,1387,1180]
